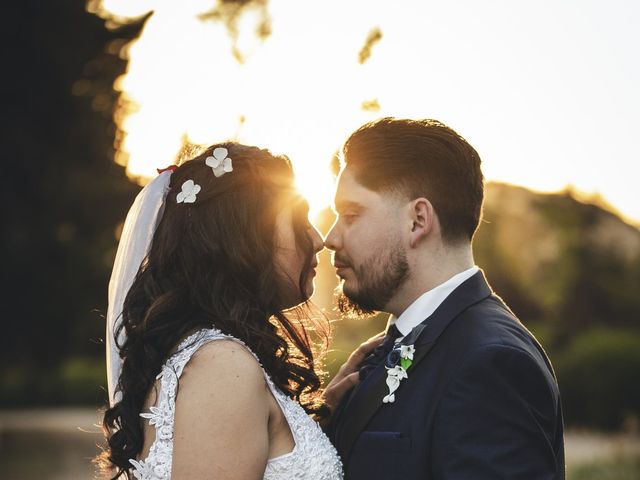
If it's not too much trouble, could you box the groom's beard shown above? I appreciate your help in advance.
[336,244,410,318]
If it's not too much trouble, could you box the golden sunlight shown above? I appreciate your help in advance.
[89,0,385,216]
[89,0,640,224]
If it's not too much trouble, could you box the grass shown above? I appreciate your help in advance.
[566,430,640,480]
[568,454,640,480]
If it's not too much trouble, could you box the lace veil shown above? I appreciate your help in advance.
[106,170,173,406]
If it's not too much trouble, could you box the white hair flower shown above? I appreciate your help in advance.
[176,179,201,204]
[205,147,233,177]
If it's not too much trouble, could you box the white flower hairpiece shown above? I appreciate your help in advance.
[205,147,233,177]
[176,179,201,204]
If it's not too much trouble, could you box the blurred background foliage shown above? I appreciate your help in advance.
[1,0,639,441]
[1,0,142,406]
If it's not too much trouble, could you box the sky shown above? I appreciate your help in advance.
[92,0,640,224]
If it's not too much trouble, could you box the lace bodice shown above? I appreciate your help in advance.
[129,328,343,479]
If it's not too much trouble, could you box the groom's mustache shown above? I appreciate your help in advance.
[332,254,353,269]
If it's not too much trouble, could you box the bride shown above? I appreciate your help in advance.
[99,143,374,479]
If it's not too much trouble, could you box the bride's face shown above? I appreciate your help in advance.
[273,199,323,309]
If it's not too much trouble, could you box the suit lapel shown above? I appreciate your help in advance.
[336,270,493,464]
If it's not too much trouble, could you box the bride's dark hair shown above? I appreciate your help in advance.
[99,143,329,479]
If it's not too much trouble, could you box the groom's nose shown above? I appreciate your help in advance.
[324,222,340,252]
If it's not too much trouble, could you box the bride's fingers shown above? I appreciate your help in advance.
[330,332,385,383]
[344,332,386,369]
[324,371,359,412]
[324,332,386,410]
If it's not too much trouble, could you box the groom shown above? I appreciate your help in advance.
[324,118,565,479]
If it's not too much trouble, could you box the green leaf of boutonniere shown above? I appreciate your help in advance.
[401,358,412,370]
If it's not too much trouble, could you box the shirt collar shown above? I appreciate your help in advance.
[387,266,480,337]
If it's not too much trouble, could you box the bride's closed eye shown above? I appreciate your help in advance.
[292,201,312,226]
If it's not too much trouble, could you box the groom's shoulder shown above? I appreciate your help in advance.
[449,293,544,358]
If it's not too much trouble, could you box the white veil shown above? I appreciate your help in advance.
[106,170,173,406]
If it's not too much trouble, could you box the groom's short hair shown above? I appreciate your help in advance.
[342,117,484,243]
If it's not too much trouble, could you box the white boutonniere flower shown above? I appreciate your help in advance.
[205,147,233,177]
[400,344,415,361]
[176,179,201,204]
[382,343,415,403]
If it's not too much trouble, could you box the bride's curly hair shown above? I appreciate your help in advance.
[98,143,329,479]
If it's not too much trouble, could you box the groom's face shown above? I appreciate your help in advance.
[325,168,410,314]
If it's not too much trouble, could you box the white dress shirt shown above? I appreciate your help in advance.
[388,266,480,339]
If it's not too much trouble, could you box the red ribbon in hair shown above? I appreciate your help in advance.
[157,165,178,174]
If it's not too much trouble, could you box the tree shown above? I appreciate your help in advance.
[0,0,143,404]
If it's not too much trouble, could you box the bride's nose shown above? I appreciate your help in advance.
[310,226,324,253]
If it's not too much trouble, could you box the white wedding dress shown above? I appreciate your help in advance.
[129,328,343,479]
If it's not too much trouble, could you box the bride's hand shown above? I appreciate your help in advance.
[323,332,386,415]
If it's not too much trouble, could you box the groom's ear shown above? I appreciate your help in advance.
[408,198,434,248]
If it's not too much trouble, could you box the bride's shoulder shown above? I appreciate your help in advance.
[178,337,269,400]
[170,337,273,476]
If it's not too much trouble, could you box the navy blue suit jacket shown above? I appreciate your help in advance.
[328,271,565,479]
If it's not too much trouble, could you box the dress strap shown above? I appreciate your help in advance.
[165,329,227,377]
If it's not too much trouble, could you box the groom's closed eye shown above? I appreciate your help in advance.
[334,201,363,220]
[340,213,359,225]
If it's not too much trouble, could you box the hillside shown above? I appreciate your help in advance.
[477,182,640,346]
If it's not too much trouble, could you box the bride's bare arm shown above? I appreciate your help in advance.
[171,340,270,479]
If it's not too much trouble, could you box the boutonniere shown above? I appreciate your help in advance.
[383,344,415,403]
